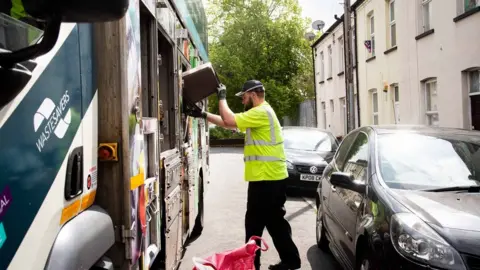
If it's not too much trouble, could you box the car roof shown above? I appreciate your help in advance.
[365,125,480,144]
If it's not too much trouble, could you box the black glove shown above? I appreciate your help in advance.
[185,104,207,119]
[217,83,227,100]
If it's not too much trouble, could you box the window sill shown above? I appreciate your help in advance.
[415,29,434,41]
[454,6,480,22]
[384,46,398,55]
[366,56,376,63]
[337,71,345,76]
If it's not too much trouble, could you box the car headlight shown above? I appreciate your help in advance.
[286,161,294,170]
[390,213,466,270]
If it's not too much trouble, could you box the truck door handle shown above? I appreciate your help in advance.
[65,147,83,200]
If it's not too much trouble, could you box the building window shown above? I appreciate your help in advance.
[339,36,345,73]
[389,0,397,47]
[338,36,344,73]
[468,69,480,130]
[458,0,480,15]
[420,0,432,33]
[372,90,379,124]
[368,13,375,56]
[392,84,400,124]
[424,79,439,126]
[328,45,333,78]
[320,51,325,81]
[330,99,334,112]
[321,102,327,128]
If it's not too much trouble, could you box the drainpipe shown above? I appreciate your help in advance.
[311,46,318,127]
[353,9,361,127]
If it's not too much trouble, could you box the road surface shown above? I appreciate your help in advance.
[178,147,341,270]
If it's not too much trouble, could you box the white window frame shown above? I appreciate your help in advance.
[320,51,325,81]
[338,36,344,73]
[368,13,375,56]
[421,0,432,33]
[392,84,400,124]
[389,0,396,47]
[372,90,379,125]
[328,45,333,78]
[424,78,439,126]
[467,69,480,129]
[321,102,327,128]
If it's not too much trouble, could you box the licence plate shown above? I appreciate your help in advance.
[300,174,322,181]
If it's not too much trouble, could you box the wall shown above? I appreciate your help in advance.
[355,0,480,128]
[313,19,358,137]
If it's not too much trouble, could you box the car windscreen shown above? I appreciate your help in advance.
[283,129,337,152]
[377,132,480,190]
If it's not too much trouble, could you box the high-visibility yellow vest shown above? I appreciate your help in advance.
[10,0,42,45]
[10,0,27,20]
[235,101,288,181]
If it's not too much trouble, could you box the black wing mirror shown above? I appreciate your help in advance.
[0,0,128,68]
[330,172,366,194]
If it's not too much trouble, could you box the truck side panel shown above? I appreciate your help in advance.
[1,23,99,269]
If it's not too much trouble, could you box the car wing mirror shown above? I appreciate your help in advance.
[330,172,366,194]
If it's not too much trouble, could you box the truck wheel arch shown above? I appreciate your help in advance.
[45,205,115,270]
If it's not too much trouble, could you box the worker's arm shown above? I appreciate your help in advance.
[205,112,236,130]
[218,99,237,127]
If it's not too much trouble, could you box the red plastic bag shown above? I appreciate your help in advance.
[192,236,269,270]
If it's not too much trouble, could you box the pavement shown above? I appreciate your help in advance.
[178,147,341,270]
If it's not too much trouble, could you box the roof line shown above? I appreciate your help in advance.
[310,0,366,48]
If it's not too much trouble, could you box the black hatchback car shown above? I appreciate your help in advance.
[283,127,339,194]
[315,125,480,270]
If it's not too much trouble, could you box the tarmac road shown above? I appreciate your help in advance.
[178,147,341,270]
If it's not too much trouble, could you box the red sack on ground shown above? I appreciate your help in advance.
[192,236,269,270]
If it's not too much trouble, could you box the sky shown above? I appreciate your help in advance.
[299,0,345,32]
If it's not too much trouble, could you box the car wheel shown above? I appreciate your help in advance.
[357,248,379,270]
[316,204,329,250]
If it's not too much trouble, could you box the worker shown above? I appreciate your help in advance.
[187,80,301,270]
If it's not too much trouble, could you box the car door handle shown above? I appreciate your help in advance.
[331,185,336,192]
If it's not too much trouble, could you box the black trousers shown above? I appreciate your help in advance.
[245,180,301,269]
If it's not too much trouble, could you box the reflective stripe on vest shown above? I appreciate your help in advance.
[245,107,283,146]
[244,105,284,163]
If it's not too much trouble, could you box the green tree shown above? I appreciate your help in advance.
[206,0,316,120]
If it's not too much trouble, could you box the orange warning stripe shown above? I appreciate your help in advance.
[81,190,97,211]
[60,190,97,225]
[60,199,81,225]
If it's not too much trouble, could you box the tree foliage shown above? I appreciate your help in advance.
[206,0,316,120]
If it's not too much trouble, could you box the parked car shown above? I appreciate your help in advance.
[315,125,480,270]
[283,126,339,194]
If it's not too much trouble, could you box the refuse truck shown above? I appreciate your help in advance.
[0,0,211,269]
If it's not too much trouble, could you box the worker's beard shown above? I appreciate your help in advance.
[244,96,254,111]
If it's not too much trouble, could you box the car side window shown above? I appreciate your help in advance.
[342,132,369,183]
[334,131,358,170]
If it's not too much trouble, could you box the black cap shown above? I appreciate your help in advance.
[235,80,265,97]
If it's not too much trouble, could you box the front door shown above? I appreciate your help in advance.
[471,95,480,130]
[328,131,369,264]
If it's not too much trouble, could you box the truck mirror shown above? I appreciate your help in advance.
[22,0,129,22]
[0,0,128,68]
